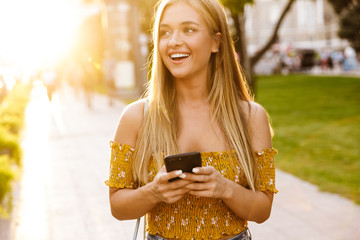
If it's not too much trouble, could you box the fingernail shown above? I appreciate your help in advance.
[192,168,199,173]
[179,174,186,178]
[175,170,183,175]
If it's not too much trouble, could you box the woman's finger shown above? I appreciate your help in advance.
[163,187,190,199]
[157,169,183,183]
[192,166,216,175]
[180,173,208,183]
[185,182,210,191]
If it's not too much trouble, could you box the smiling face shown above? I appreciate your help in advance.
[158,1,220,82]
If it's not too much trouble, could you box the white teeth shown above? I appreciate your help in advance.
[171,53,190,59]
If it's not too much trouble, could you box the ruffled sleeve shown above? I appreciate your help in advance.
[255,148,278,193]
[105,141,139,189]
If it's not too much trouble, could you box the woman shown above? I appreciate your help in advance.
[105,0,278,239]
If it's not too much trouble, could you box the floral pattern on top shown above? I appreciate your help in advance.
[254,148,278,193]
[105,141,278,239]
[105,142,138,189]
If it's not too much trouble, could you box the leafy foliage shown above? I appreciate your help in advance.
[0,155,15,217]
[328,0,360,52]
[327,0,353,14]
[0,83,30,217]
[338,4,360,52]
[221,0,254,13]
[0,126,21,166]
[0,84,29,135]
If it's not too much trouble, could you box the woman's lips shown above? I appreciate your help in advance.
[170,53,190,60]
[169,53,190,64]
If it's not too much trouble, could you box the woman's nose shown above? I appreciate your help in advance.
[168,31,183,47]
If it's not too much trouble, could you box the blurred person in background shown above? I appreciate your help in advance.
[42,68,58,101]
[81,59,98,109]
[102,51,117,106]
[106,0,278,239]
[342,46,358,72]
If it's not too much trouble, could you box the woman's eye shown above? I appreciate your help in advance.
[184,28,195,33]
[160,30,171,37]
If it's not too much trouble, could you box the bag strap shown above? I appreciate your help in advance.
[143,215,147,238]
[133,101,149,240]
[133,218,141,240]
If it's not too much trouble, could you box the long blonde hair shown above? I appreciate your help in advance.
[133,0,257,190]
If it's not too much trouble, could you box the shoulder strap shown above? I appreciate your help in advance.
[143,100,149,116]
[133,218,140,240]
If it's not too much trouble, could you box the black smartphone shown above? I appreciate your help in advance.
[164,151,202,182]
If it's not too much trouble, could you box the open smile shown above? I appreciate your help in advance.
[170,53,190,62]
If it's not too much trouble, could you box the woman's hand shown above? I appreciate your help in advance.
[148,166,193,204]
[180,166,230,199]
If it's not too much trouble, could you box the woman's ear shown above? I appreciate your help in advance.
[211,32,221,53]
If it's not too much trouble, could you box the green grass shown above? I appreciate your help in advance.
[256,74,360,203]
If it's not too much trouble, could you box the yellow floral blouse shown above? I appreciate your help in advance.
[105,141,278,240]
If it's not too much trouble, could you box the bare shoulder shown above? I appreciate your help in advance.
[241,101,267,119]
[240,100,272,151]
[113,99,147,147]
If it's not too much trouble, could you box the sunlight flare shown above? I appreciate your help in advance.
[0,0,82,70]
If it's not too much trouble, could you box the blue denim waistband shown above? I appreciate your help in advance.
[146,228,252,240]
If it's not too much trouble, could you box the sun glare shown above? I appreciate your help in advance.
[0,0,82,71]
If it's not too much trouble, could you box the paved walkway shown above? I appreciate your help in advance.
[8,83,360,239]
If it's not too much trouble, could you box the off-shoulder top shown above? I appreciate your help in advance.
[105,141,278,240]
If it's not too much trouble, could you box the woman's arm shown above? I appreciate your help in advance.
[108,100,192,220]
[110,169,193,220]
[109,100,153,220]
[181,102,274,223]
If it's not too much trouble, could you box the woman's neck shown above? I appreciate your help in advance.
[174,76,209,105]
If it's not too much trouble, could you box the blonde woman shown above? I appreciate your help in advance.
[106,0,278,239]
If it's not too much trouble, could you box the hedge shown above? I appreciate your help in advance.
[0,83,30,217]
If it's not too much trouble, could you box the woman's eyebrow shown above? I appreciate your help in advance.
[159,21,200,28]
[180,21,200,26]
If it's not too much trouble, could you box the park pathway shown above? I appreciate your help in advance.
[9,83,360,239]
[11,83,143,240]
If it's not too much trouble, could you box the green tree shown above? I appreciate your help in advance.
[328,0,360,53]
[222,0,296,91]
[222,0,253,88]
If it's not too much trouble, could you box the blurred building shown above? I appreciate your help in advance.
[245,0,348,54]
[80,0,147,97]
[100,0,147,96]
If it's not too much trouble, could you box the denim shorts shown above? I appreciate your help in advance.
[146,228,252,240]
